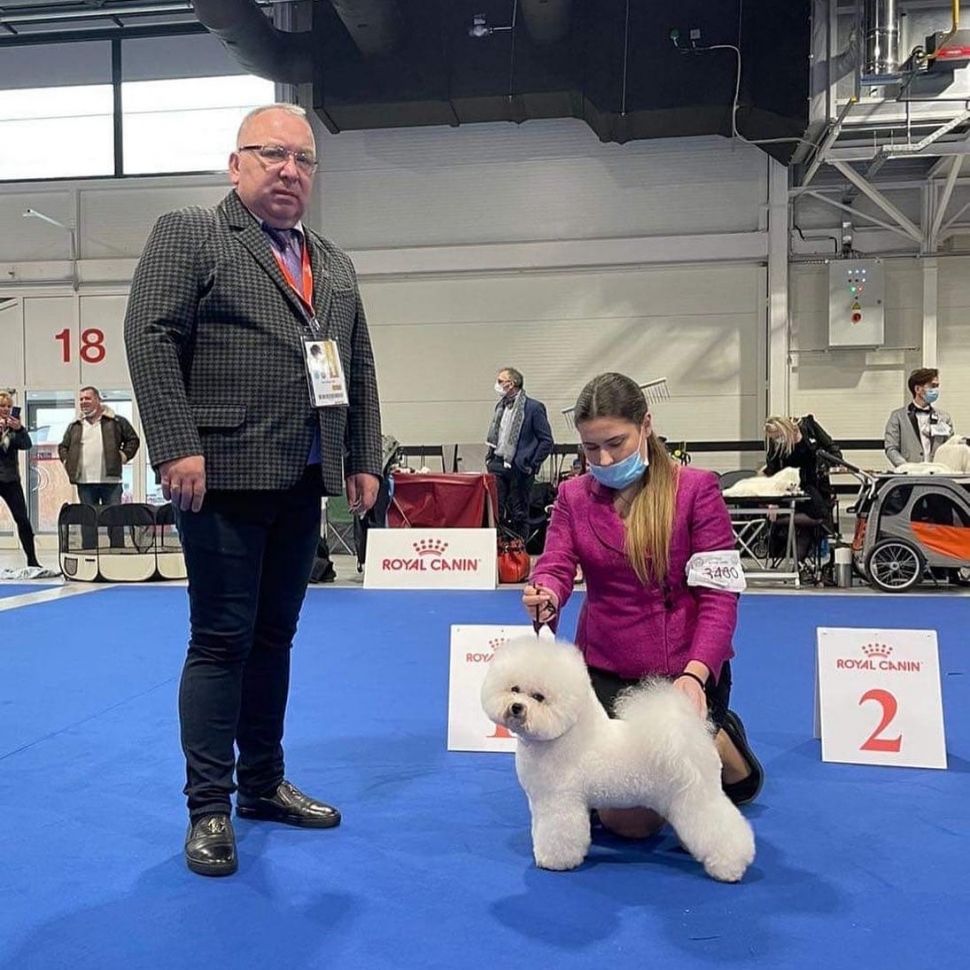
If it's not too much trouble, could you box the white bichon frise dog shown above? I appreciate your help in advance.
[481,637,756,883]
[926,435,970,474]
[893,461,954,475]
[722,466,800,498]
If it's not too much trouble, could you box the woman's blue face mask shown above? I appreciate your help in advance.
[588,432,648,490]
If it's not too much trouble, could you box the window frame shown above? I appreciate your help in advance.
[0,24,280,184]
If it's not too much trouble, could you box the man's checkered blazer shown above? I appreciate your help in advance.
[124,190,382,495]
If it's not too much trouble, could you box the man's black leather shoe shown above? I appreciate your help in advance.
[185,813,237,876]
[236,780,341,829]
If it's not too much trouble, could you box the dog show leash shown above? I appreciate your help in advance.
[533,591,558,636]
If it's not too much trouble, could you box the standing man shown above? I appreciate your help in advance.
[124,103,382,877]
[486,367,553,540]
[884,368,954,466]
[58,386,140,548]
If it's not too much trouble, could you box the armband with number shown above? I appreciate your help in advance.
[685,550,746,592]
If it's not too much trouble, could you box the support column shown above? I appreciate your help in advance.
[767,157,790,420]
[922,258,938,367]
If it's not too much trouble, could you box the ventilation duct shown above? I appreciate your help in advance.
[329,1,403,56]
[520,0,572,45]
[190,0,811,164]
[191,0,314,84]
[862,0,900,80]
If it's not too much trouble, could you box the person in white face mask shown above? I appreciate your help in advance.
[486,367,554,541]
[884,368,954,466]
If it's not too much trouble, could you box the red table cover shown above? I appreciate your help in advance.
[388,472,498,528]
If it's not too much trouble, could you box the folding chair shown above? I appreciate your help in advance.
[325,496,357,556]
[397,445,447,472]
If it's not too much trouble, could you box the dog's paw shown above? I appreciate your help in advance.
[534,850,586,871]
[702,850,754,884]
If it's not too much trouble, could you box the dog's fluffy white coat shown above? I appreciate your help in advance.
[722,466,800,498]
[481,637,755,882]
[894,461,954,475]
[926,435,970,473]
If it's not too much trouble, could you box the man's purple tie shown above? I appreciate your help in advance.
[266,227,303,283]
[264,225,321,464]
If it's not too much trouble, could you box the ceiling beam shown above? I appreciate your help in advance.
[829,160,924,242]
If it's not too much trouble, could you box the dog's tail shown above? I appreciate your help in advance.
[613,679,721,795]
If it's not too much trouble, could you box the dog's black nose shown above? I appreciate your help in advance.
[509,702,525,718]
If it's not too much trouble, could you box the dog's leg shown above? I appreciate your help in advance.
[665,791,755,884]
[529,796,591,871]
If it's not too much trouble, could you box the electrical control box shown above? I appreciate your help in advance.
[828,259,885,347]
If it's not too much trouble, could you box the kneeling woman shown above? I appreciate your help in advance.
[524,373,762,838]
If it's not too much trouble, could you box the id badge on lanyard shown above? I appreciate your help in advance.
[274,239,350,408]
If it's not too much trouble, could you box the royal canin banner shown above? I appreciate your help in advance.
[364,529,498,590]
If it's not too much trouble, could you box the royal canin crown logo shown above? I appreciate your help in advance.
[414,539,449,557]
[488,637,507,651]
[836,641,920,672]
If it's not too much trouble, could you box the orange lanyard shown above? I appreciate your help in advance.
[271,235,316,323]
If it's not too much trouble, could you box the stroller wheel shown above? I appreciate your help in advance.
[866,539,924,593]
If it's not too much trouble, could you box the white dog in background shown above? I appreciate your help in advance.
[481,637,755,883]
[893,436,970,475]
[932,435,970,473]
[722,466,800,498]
[893,461,954,475]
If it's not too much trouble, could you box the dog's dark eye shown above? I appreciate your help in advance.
[510,685,520,693]
[531,692,545,703]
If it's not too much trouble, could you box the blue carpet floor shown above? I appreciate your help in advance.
[0,584,56,599]
[0,587,967,970]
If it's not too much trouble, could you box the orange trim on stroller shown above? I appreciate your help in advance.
[911,522,970,560]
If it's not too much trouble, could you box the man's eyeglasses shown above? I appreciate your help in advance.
[237,144,318,175]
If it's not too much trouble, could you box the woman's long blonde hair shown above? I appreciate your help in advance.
[764,416,800,459]
[574,373,678,585]
[0,391,13,409]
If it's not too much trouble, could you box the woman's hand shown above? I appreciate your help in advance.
[7,416,22,431]
[673,674,708,719]
[523,584,558,624]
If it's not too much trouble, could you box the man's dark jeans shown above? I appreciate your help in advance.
[77,482,124,548]
[175,466,322,821]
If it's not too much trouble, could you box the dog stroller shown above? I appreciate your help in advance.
[843,460,970,592]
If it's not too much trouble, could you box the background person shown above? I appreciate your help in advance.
[764,414,842,562]
[486,367,553,541]
[57,386,139,549]
[524,372,762,840]
[885,368,954,467]
[0,392,40,568]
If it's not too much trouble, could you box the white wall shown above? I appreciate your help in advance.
[309,121,767,249]
[360,263,765,449]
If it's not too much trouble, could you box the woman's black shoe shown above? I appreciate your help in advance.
[185,813,237,876]
[721,710,765,806]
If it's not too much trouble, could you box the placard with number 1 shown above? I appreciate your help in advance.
[814,627,947,770]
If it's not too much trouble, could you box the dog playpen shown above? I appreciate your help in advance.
[58,503,186,582]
